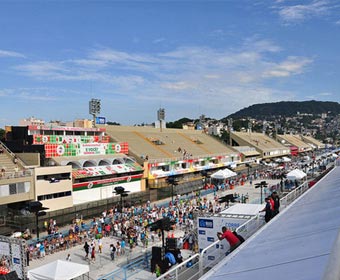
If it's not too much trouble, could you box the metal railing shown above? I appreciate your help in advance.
[98,251,152,280]
[280,181,309,210]
[0,140,26,168]
[156,254,200,280]
[0,170,33,180]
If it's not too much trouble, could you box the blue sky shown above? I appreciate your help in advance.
[1,0,340,128]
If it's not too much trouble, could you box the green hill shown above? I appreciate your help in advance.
[223,100,340,120]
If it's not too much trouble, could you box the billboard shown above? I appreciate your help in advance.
[33,135,110,144]
[44,142,129,157]
[96,116,106,124]
[0,236,26,279]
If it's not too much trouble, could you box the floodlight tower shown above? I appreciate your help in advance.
[89,98,101,127]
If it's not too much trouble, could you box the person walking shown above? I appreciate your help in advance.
[84,241,89,260]
[271,191,280,217]
[66,254,71,261]
[98,238,103,253]
[91,243,96,263]
[217,226,241,252]
[110,244,116,261]
[260,197,273,223]
[121,238,125,255]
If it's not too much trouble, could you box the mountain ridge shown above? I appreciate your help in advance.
[222,100,340,121]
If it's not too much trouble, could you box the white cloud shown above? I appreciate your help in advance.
[277,0,332,23]
[318,92,332,96]
[0,49,25,58]
[263,56,313,78]
[0,87,84,101]
[15,61,66,77]
[12,38,312,119]
[243,38,282,53]
[161,81,193,91]
[153,38,165,44]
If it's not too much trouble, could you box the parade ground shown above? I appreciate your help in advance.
[28,178,280,280]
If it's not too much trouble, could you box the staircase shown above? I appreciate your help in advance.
[0,141,22,175]
[0,153,17,172]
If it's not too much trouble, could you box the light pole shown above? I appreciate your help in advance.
[166,176,179,204]
[112,186,130,214]
[255,181,268,204]
[27,201,49,239]
[245,163,251,177]
[201,170,211,189]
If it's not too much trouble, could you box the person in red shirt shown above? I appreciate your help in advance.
[217,226,241,252]
[269,196,275,211]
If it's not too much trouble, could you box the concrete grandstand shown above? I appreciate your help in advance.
[276,133,313,153]
[230,131,291,159]
[0,123,327,236]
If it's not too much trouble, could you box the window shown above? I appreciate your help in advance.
[9,184,17,195]
[17,182,25,193]
[38,191,72,201]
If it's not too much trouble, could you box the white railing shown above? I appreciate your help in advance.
[0,170,33,180]
[198,239,228,277]
[156,254,200,280]
[280,181,309,210]
[236,214,265,240]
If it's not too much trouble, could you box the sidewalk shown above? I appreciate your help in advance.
[28,178,280,279]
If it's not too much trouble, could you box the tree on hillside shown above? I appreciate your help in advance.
[0,129,5,141]
[106,121,121,125]
[167,118,193,129]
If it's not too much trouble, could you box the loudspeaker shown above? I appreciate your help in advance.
[166,238,177,250]
[4,271,19,280]
[152,246,165,260]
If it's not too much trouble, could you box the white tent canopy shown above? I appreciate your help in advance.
[276,156,291,163]
[28,260,89,280]
[286,169,307,180]
[211,168,237,179]
[282,156,292,162]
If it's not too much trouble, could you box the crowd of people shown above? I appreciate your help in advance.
[26,191,226,262]
[24,153,331,266]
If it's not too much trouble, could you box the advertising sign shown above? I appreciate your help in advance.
[96,117,106,124]
[197,213,253,269]
[44,142,129,157]
[33,135,110,145]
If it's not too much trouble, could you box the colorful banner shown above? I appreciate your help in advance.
[33,134,110,144]
[73,174,143,191]
[72,163,143,179]
[28,125,105,132]
[44,142,129,157]
[148,155,239,179]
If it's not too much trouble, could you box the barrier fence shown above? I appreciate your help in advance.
[98,252,152,280]
[280,181,309,211]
